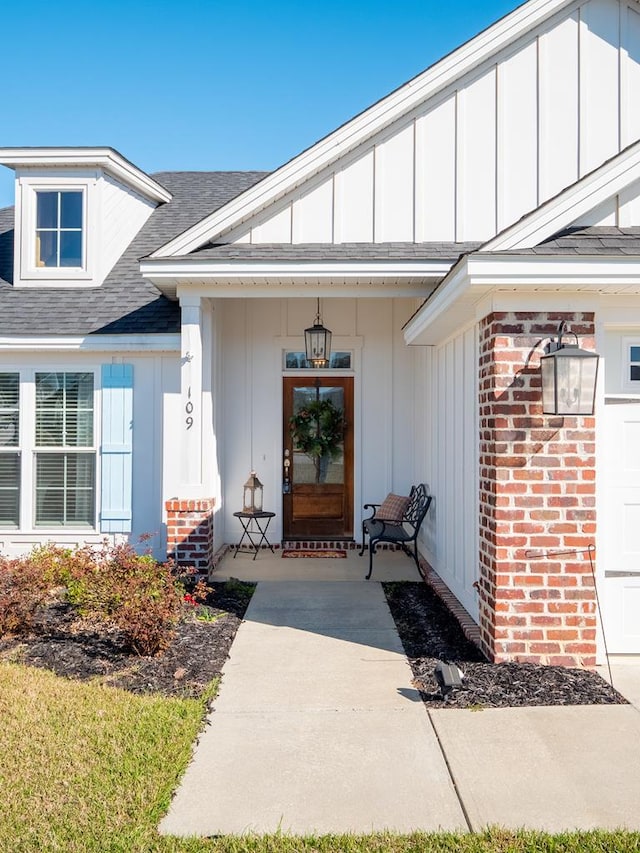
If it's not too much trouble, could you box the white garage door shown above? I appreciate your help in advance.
[602,398,640,653]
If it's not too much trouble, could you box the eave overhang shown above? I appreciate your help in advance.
[404,253,640,346]
[0,147,172,204]
[139,257,452,299]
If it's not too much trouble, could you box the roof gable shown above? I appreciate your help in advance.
[151,0,609,258]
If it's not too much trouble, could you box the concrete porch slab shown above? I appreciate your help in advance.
[211,548,422,582]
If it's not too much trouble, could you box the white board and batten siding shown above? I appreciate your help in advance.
[416,327,480,622]
[224,0,640,247]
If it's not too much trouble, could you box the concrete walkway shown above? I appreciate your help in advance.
[160,551,640,837]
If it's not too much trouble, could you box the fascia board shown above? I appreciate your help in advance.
[0,334,181,352]
[0,147,171,204]
[404,252,640,345]
[150,0,575,258]
[483,141,640,252]
[465,253,640,284]
[170,282,436,300]
[140,258,453,280]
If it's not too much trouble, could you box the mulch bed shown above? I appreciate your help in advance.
[1,577,628,708]
[383,581,627,709]
[0,581,255,699]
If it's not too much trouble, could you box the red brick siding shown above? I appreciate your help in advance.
[478,312,597,668]
[165,498,215,574]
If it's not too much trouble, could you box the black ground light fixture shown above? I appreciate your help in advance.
[434,661,464,700]
[540,321,600,415]
[304,297,332,368]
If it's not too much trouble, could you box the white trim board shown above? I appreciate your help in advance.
[0,334,181,352]
[141,257,450,299]
[0,147,171,204]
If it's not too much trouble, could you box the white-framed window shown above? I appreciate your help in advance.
[34,372,95,527]
[16,177,94,285]
[283,351,353,370]
[35,190,83,268]
[629,344,640,383]
[0,373,20,527]
[0,369,97,530]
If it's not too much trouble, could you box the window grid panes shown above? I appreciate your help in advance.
[34,372,95,527]
[630,346,640,382]
[0,373,20,527]
[35,190,83,268]
[284,351,352,370]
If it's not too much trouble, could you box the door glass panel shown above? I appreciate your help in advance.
[290,386,344,485]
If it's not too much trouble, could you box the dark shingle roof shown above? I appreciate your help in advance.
[0,171,268,336]
[191,241,482,261]
[512,226,640,255]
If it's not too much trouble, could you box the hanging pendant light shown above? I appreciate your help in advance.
[304,297,332,368]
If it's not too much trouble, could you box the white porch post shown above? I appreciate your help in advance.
[165,293,215,574]
[179,293,203,491]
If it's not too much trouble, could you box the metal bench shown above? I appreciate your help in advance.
[359,483,432,580]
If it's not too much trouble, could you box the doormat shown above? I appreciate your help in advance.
[282,549,347,558]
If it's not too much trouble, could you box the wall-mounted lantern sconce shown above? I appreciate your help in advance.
[304,297,332,368]
[540,321,600,415]
[243,470,263,514]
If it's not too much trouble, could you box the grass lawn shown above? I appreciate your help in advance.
[1,663,639,853]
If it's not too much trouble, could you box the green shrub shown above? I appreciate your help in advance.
[0,540,191,655]
[0,554,52,636]
[57,541,184,656]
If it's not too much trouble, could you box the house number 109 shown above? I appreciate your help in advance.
[185,386,194,430]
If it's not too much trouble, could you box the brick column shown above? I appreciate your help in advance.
[478,312,597,667]
[165,498,215,574]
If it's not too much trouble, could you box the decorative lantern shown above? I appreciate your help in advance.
[540,321,600,415]
[243,470,263,513]
[304,297,332,368]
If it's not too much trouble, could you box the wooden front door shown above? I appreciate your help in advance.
[283,377,353,539]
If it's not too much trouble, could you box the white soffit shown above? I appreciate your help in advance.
[483,139,640,251]
[404,253,640,346]
[0,147,172,204]
[149,0,580,258]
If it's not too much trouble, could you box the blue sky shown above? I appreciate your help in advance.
[0,0,521,208]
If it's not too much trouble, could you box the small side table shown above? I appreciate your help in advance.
[233,511,276,560]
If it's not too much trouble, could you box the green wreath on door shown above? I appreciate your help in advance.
[289,399,344,484]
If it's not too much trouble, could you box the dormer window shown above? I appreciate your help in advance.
[2,147,171,288]
[36,190,83,268]
[16,181,92,284]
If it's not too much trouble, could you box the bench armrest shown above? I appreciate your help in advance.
[363,503,380,521]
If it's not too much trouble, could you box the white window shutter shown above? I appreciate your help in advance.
[100,364,133,533]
